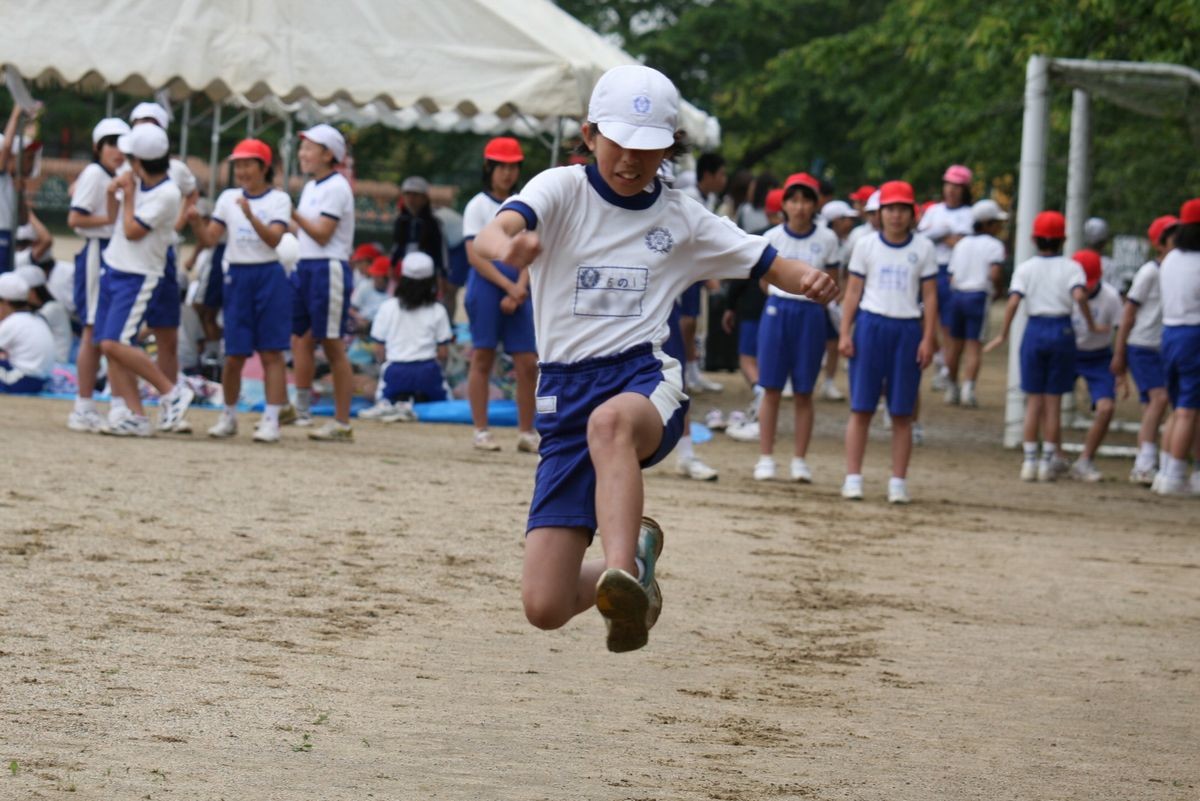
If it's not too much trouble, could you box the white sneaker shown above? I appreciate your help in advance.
[473,429,502,451]
[841,477,864,500]
[516,430,541,453]
[357,399,395,420]
[753,456,776,481]
[819,379,845,401]
[1020,460,1038,481]
[704,408,727,431]
[961,386,978,407]
[292,408,314,427]
[1069,460,1102,483]
[887,481,911,505]
[1129,467,1157,486]
[101,408,152,438]
[1038,457,1070,483]
[381,402,418,423]
[689,371,724,393]
[169,417,193,434]
[67,408,104,433]
[676,455,718,481]
[912,422,925,445]
[790,457,813,483]
[158,384,195,431]
[931,366,950,391]
[1152,475,1187,496]
[252,419,281,443]
[943,383,960,405]
[308,420,354,442]
[726,420,760,442]
[208,414,238,438]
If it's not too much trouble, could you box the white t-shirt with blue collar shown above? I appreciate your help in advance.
[764,223,840,302]
[849,231,937,320]
[297,171,355,261]
[213,187,292,264]
[102,177,183,277]
[502,164,776,365]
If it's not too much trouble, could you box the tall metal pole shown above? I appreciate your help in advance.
[1064,89,1091,257]
[208,103,222,200]
[282,113,294,193]
[1006,54,1051,448]
[180,97,192,160]
[105,89,114,117]
[549,116,563,170]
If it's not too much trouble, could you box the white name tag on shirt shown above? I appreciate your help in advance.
[573,265,648,318]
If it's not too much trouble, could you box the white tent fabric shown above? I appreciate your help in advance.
[0,0,719,146]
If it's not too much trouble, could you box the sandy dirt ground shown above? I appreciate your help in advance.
[1,337,1198,800]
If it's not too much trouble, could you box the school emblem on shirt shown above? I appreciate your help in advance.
[633,95,652,115]
[579,267,601,288]
[645,226,674,254]
[907,253,919,264]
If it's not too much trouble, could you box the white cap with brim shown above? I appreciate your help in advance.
[402,251,435,280]
[400,176,430,195]
[15,265,46,289]
[118,125,169,160]
[971,199,1009,223]
[129,102,169,128]
[822,200,859,221]
[588,65,679,151]
[15,223,36,242]
[864,190,882,213]
[300,124,346,163]
[93,117,131,146]
[0,273,30,301]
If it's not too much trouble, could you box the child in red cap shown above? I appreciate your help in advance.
[1066,249,1123,481]
[986,211,1100,481]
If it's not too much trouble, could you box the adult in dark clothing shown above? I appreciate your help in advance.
[391,176,451,315]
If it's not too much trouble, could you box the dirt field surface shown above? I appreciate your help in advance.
[2,354,1197,800]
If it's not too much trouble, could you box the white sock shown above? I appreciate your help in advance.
[1165,457,1186,481]
[757,454,775,467]
[74,397,96,414]
[1023,441,1038,461]
[889,476,906,491]
[1075,455,1093,469]
[1135,442,1158,472]
[677,435,695,461]
[844,473,863,487]
[110,396,128,412]
[263,404,281,425]
[1160,450,1169,471]
[963,380,975,394]
[221,408,237,423]
[295,387,312,412]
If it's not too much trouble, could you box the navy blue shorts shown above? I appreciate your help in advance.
[145,247,181,329]
[73,238,108,326]
[849,310,922,416]
[679,281,703,317]
[0,358,47,394]
[223,261,293,355]
[94,266,159,345]
[381,359,447,402]
[528,343,688,538]
[1127,344,1165,402]
[1020,315,1076,395]
[737,318,759,357]
[464,262,535,353]
[1163,324,1200,410]
[0,231,10,273]
[292,257,352,340]
[936,265,953,327]
[949,290,988,341]
[446,243,470,287]
[757,296,827,393]
[201,243,226,310]
[1076,347,1115,408]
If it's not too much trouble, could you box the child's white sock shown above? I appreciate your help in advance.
[844,473,863,488]
[74,397,96,414]
[963,380,975,395]
[110,396,128,413]
[1165,456,1186,482]
[1135,442,1158,472]
[295,387,312,412]
[263,404,281,425]
[1075,455,1093,470]
[221,408,237,423]
[1023,441,1038,461]
[888,476,907,492]
[677,434,695,461]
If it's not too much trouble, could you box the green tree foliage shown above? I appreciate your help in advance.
[559,0,1199,230]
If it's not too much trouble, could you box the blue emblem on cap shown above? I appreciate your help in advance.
[633,95,652,115]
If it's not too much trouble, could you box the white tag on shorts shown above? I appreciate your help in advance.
[573,265,648,318]
[536,395,557,415]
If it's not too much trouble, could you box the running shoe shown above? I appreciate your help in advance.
[516,430,541,453]
[208,414,238,438]
[308,421,353,442]
[637,517,664,630]
[67,408,104,433]
[753,455,776,481]
[473,429,502,451]
[676,455,718,481]
[790,457,813,483]
[595,568,650,653]
[252,419,281,443]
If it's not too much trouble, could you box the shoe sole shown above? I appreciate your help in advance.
[595,569,649,653]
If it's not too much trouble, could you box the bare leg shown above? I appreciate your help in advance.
[1139,389,1169,448]
[522,527,601,629]
[945,336,964,383]
[105,359,143,416]
[738,354,759,388]
[587,393,664,576]
[291,332,316,390]
[1024,395,1044,444]
[1082,398,1114,460]
[1168,409,1197,460]
[757,388,782,456]
[890,415,913,478]
[680,316,698,364]
[823,340,839,381]
[963,341,982,382]
[321,338,353,425]
[77,326,100,398]
[468,347,497,430]
[260,351,288,406]
[845,410,872,475]
[100,341,174,397]
[793,393,814,458]
[439,277,457,321]
[221,354,247,407]
[1043,394,1063,455]
[153,326,179,383]
[513,352,538,434]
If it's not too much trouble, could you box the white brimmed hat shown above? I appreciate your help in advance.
[118,124,169,160]
[0,272,30,301]
[821,200,858,221]
[15,265,46,289]
[401,251,435,280]
[299,124,346,163]
[971,199,1009,223]
[92,117,131,146]
[864,189,882,213]
[400,176,430,195]
[129,102,169,128]
[587,65,679,151]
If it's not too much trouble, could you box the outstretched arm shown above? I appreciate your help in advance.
[475,209,541,269]
[763,256,838,305]
[984,293,1022,353]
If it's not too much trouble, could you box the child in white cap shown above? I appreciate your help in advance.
[367,251,453,422]
[92,124,193,436]
[66,116,129,431]
[474,64,836,652]
[289,123,357,441]
[15,264,70,363]
[0,272,55,393]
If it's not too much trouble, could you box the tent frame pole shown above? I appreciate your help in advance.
[1064,89,1091,257]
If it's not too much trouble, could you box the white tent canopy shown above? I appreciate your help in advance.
[0,0,719,147]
